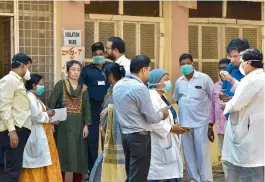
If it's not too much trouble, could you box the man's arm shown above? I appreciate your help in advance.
[0,79,16,132]
[205,76,214,99]
[224,79,261,115]
[134,87,163,124]
[172,81,179,102]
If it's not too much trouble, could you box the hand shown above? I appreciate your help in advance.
[51,120,60,125]
[83,125,89,139]
[220,71,234,83]
[220,102,226,110]
[8,130,19,148]
[208,126,215,142]
[46,110,55,117]
[100,108,108,122]
[219,91,232,102]
[161,110,169,120]
[223,96,232,102]
[170,124,188,134]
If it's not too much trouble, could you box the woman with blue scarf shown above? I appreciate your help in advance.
[147,69,189,182]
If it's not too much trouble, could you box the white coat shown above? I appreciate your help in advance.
[23,91,52,168]
[222,68,265,167]
[147,89,183,180]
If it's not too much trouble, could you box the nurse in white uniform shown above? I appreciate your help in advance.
[147,69,189,182]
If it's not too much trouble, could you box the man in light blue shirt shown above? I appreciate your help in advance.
[113,55,169,182]
[173,53,214,182]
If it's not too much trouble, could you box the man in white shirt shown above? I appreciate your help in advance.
[106,36,131,74]
[172,53,214,182]
[220,48,264,182]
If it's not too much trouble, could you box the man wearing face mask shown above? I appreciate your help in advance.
[208,58,231,181]
[219,39,250,116]
[79,42,112,178]
[220,48,265,182]
[0,53,32,182]
[113,55,169,182]
[172,53,214,182]
[106,36,130,74]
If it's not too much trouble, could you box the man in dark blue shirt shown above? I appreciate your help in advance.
[79,42,112,177]
[220,38,250,118]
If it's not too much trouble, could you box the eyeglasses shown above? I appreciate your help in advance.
[227,55,240,59]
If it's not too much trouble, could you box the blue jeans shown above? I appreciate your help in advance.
[147,178,182,182]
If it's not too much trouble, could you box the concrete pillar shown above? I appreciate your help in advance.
[171,2,189,81]
[55,1,85,82]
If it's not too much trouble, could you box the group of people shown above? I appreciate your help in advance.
[0,36,263,182]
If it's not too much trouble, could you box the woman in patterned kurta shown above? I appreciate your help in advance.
[48,60,92,182]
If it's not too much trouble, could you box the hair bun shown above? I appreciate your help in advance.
[119,65,126,77]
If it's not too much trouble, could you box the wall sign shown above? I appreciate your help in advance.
[64,30,81,46]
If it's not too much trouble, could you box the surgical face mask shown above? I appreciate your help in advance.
[35,85,45,96]
[23,69,31,81]
[93,56,105,64]
[239,62,246,76]
[181,65,193,75]
[162,80,173,92]
[148,80,173,92]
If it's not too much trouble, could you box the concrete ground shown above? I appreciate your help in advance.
[0,164,225,182]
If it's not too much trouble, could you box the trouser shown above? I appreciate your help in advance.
[121,132,151,182]
[224,161,264,182]
[62,172,82,182]
[217,134,228,179]
[181,125,213,182]
[0,127,30,182]
[87,104,101,172]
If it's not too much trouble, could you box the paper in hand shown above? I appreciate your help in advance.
[50,108,67,122]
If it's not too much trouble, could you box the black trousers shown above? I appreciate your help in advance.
[121,132,151,182]
[87,104,101,172]
[0,127,30,182]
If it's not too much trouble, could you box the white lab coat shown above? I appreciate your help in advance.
[147,89,183,180]
[23,91,52,168]
[222,68,265,167]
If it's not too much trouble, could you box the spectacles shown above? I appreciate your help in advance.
[227,55,240,59]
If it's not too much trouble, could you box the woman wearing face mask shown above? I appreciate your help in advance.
[19,74,62,182]
[147,69,189,182]
[49,60,92,182]
[89,63,126,182]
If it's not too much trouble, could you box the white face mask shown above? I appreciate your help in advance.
[239,63,246,76]
[23,69,31,81]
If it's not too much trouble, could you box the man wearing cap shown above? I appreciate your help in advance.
[0,53,32,182]
[79,42,112,178]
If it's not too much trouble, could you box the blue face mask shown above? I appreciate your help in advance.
[163,80,172,92]
[35,85,45,96]
[148,80,172,92]
[93,56,105,64]
[181,65,194,75]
